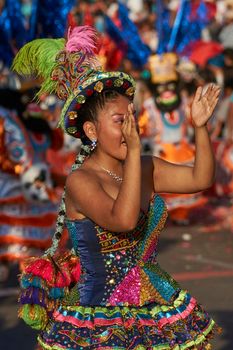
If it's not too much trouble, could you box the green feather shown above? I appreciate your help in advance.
[12,38,65,97]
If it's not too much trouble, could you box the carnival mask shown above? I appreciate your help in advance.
[153,80,181,112]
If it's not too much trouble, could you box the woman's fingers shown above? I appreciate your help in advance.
[204,84,220,101]
[206,86,221,110]
[210,94,220,113]
[199,85,220,115]
[129,103,137,129]
[194,84,221,106]
[204,89,220,117]
[122,112,131,135]
[193,86,202,103]
[122,103,138,139]
[212,89,221,106]
[127,110,132,133]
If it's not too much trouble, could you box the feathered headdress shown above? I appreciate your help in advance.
[12,26,135,138]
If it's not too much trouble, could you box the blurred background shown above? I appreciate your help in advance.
[0,0,233,349]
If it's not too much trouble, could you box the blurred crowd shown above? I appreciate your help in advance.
[0,0,233,281]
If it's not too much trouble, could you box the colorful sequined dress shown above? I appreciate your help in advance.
[39,194,217,349]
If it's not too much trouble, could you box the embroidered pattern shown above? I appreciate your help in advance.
[95,214,147,253]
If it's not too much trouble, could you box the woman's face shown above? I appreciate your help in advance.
[95,94,133,161]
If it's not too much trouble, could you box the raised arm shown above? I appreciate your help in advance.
[65,103,142,232]
[153,84,221,194]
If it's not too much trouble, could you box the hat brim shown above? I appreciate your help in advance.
[59,71,135,138]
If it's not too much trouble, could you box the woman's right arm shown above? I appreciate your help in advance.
[65,103,141,232]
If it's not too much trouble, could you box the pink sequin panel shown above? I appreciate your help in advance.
[108,266,140,306]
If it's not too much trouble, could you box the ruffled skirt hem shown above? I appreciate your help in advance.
[38,325,219,350]
[38,290,221,349]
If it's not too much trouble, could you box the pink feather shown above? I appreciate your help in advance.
[66,26,98,54]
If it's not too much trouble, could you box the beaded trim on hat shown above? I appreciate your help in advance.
[60,71,135,138]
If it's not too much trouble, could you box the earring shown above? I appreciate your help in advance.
[90,139,97,151]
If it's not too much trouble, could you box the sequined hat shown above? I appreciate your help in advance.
[62,70,135,138]
[12,26,136,138]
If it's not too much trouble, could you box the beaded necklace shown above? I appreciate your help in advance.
[99,165,123,183]
[92,158,123,183]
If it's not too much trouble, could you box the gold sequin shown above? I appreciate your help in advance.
[76,95,86,103]
[67,127,77,134]
[114,79,123,87]
[94,81,104,92]
[125,87,135,96]
[139,269,168,305]
[68,111,78,119]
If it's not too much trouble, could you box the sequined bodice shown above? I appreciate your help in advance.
[66,194,179,307]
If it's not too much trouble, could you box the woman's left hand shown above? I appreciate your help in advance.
[190,84,221,128]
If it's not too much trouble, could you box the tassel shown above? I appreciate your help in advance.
[18,251,81,329]
[20,287,47,307]
[18,304,48,330]
[23,256,72,287]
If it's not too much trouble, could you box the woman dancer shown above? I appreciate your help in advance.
[15,26,221,349]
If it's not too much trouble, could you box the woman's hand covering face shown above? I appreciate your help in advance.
[121,103,141,151]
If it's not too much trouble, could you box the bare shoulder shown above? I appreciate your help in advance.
[66,167,100,198]
[65,165,127,228]
[65,166,105,218]
[66,167,93,187]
